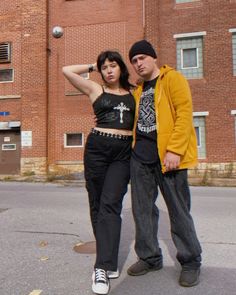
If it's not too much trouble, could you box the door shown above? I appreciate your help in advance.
[0,130,21,174]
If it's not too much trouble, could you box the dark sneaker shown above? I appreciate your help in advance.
[92,268,110,294]
[127,259,163,276]
[179,268,200,287]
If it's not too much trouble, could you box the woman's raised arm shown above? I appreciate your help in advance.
[62,63,102,102]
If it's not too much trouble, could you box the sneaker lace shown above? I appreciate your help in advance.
[95,268,108,284]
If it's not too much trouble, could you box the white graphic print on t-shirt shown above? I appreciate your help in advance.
[137,87,156,133]
[113,102,130,123]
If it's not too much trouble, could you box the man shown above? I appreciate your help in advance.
[127,40,202,287]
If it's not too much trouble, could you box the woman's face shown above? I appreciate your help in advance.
[100,59,121,85]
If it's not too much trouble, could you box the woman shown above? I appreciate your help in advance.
[62,50,135,295]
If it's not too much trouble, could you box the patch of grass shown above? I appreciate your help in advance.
[23,171,35,177]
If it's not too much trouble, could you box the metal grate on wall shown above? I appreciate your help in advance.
[0,42,11,63]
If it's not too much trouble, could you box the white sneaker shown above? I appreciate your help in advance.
[107,269,119,279]
[92,268,110,294]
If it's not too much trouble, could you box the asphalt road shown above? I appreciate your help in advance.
[0,182,236,295]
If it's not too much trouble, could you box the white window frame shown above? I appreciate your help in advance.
[181,47,199,69]
[2,143,16,151]
[64,133,84,148]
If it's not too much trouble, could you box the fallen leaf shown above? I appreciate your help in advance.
[39,241,48,247]
[74,242,84,247]
[40,256,49,261]
[29,290,42,295]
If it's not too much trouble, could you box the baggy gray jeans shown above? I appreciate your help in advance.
[130,156,202,269]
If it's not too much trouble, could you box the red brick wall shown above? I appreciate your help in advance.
[0,0,48,163]
[47,0,144,165]
[146,0,236,163]
[0,1,22,110]
[1,0,235,175]
[20,0,48,159]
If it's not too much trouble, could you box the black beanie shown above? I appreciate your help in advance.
[129,40,157,61]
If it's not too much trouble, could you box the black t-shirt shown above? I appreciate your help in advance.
[132,77,159,163]
[93,92,135,130]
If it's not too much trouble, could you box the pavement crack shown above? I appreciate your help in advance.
[202,241,236,246]
[15,230,80,238]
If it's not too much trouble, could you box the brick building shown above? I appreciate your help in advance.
[0,0,236,183]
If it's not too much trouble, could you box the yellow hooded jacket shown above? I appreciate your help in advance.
[132,65,198,172]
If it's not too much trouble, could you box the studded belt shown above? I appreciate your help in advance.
[91,128,132,140]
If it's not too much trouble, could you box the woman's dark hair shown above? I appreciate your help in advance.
[97,50,133,91]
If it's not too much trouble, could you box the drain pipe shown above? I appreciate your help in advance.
[143,0,146,37]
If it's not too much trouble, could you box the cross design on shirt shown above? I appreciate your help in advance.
[113,102,130,123]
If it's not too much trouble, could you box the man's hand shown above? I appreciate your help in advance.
[163,151,180,172]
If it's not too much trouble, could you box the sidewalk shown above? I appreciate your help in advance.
[0,182,235,295]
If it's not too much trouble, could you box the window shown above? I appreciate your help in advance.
[177,37,203,78]
[230,30,236,75]
[231,110,236,142]
[193,112,209,159]
[64,133,84,147]
[0,69,14,82]
[194,126,201,147]
[182,48,198,69]
[0,42,11,63]
[174,32,206,79]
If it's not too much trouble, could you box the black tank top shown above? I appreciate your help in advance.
[93,91,135,130]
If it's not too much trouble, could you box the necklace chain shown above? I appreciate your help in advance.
[105,86,122,94]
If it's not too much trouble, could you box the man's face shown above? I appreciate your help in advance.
[130,54,157,80]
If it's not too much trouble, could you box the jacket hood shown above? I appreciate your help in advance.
[159,65,174,80]
[134,64,174,86]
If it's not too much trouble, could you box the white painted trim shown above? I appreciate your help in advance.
[193,111,209,116]
[231,110,236,115]
[229,28,236,33]
[0,95,21,99]
[174,31,206,39]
